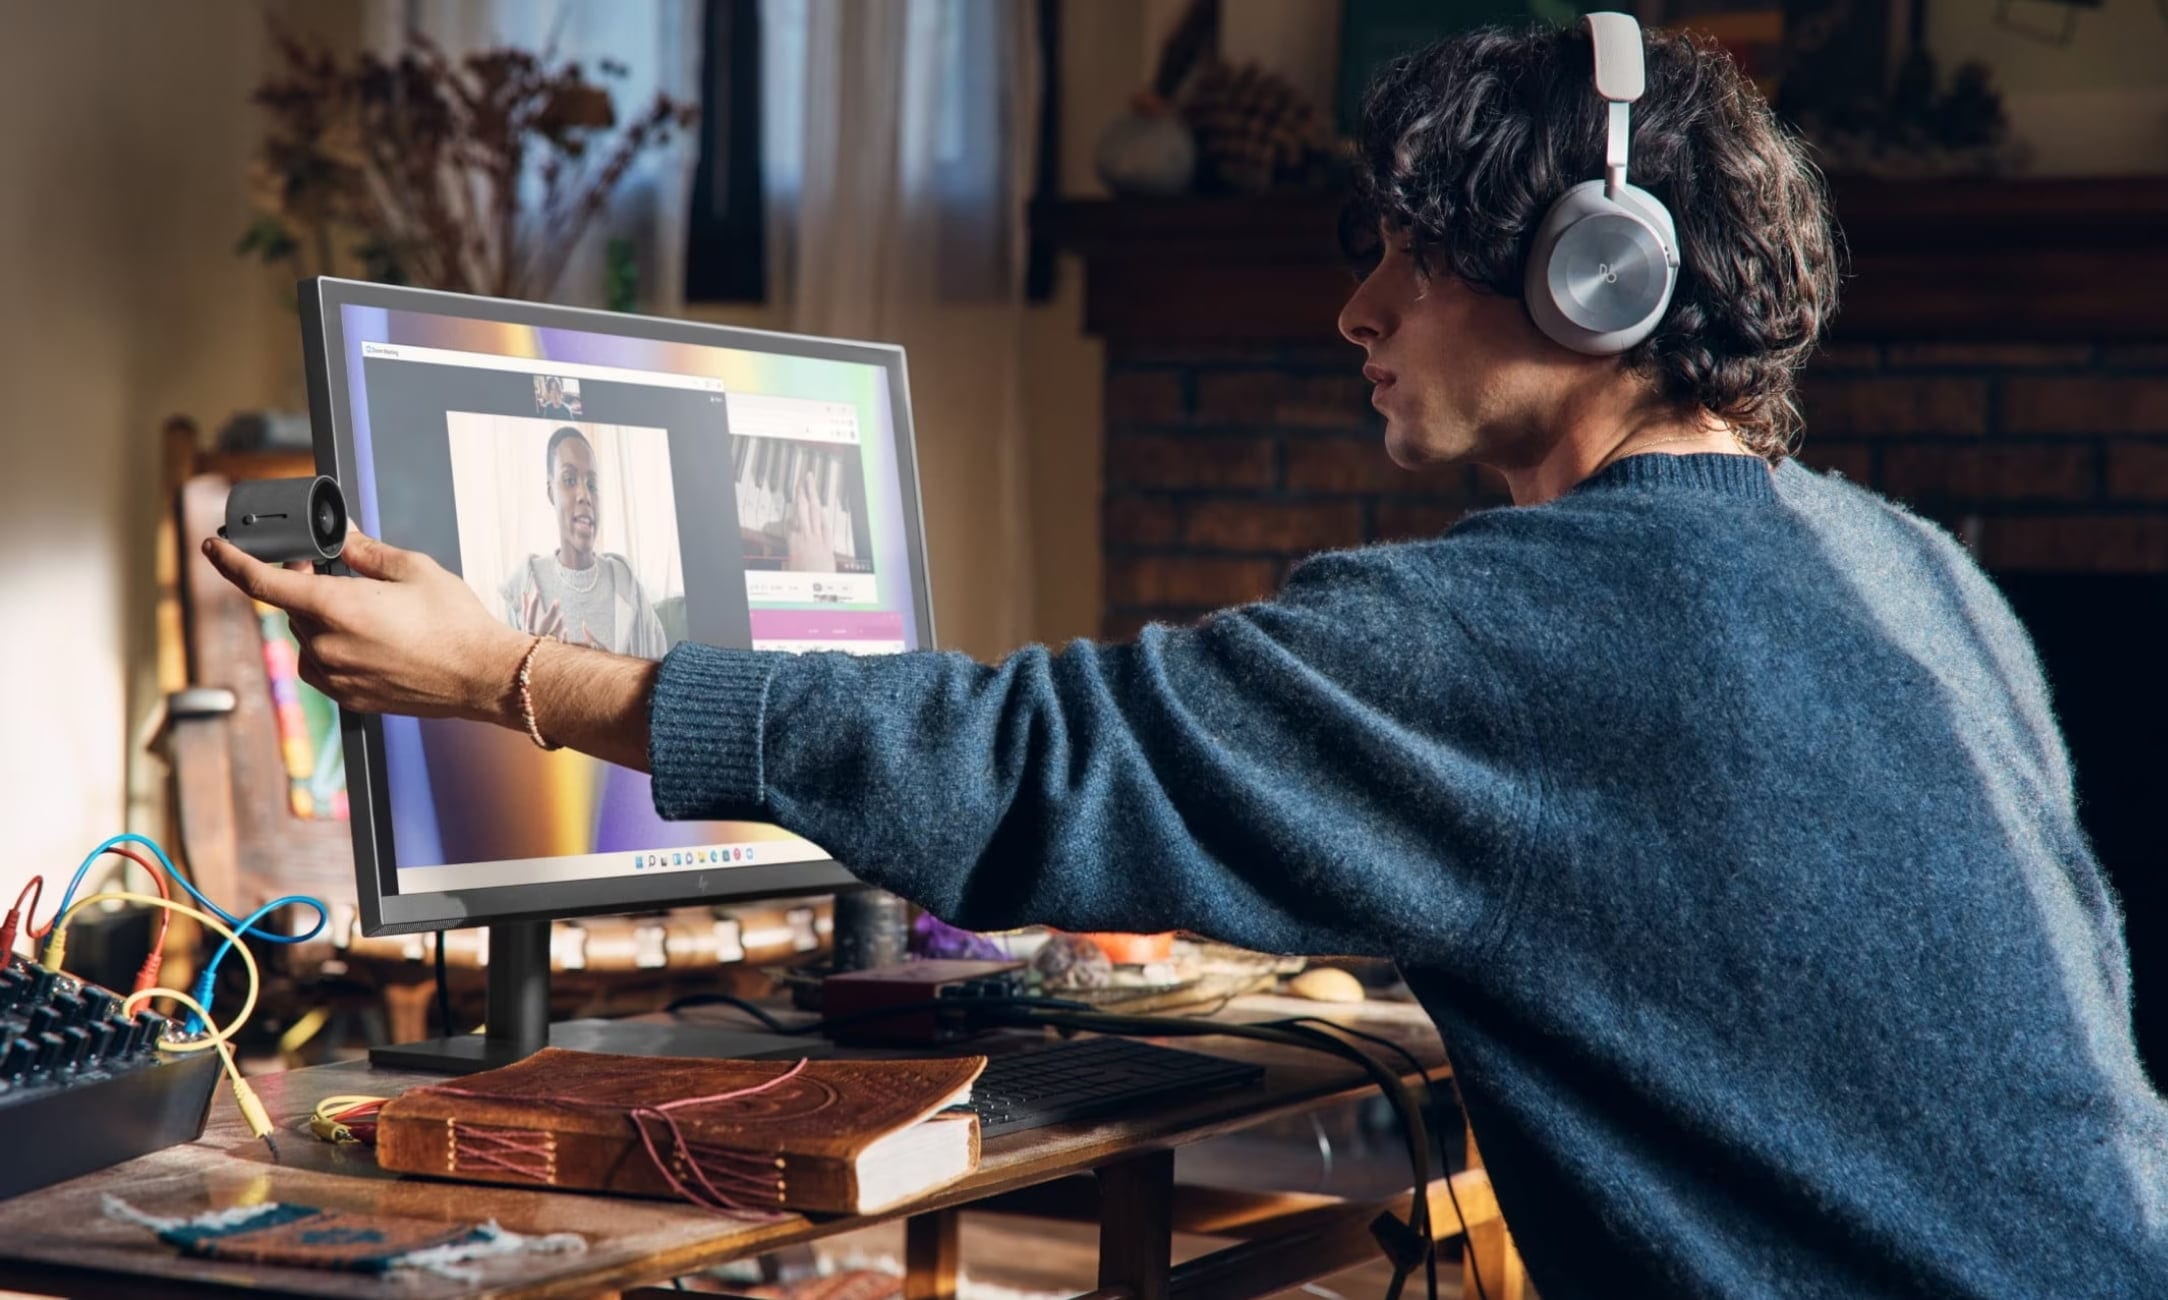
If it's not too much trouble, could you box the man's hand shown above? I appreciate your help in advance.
[204,532,530,726]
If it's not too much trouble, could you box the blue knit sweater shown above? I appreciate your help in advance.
[648,453,2168,1298]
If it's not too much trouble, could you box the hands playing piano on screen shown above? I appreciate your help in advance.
[785,469,840,574]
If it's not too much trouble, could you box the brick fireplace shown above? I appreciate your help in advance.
[1047,175,2168,1073]
[1798,342,2168,570]
[1088,336,2168,633]
[1095,344,1493,637]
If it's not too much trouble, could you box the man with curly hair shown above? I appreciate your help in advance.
[208,19,2167,1298]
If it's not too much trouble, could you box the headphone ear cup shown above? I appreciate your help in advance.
[1550,213,1670,332]
[1524,180,1679,356]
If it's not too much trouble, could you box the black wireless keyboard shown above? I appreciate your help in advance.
[0,958,219,1200]
[959,1036,1265,1137]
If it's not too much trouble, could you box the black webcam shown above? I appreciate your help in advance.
[219,476,348,564]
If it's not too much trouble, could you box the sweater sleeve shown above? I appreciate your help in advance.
[646,548,1532,960]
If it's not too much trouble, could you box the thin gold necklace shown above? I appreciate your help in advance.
[555,552,601,593]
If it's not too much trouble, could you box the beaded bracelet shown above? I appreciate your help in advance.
[516,635,561,751]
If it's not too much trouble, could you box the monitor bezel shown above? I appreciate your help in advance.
[299,277,933,937]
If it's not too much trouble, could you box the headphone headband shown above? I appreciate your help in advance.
[1585,12,1646,103]
[1585,13,1642,199]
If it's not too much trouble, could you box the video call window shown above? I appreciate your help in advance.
[446,414,687,660]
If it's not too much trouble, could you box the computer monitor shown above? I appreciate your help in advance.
[297,278,935,1070]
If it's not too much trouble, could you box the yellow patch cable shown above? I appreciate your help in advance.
[40,891,276,1150]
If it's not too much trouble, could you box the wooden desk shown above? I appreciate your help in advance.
[0,997,1523,1300]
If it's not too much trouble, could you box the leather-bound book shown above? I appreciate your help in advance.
[376,1047,985,1215]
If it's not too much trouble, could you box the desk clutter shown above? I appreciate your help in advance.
[0,832,1347,1207]
[0,832,1462,1298]
[786,916,1310,1018]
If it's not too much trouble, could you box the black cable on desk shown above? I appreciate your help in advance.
[1276,1014,1481,1300]
[975,1005,1469,1300]
[662,990,794,1033]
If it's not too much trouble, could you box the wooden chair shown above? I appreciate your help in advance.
[169,463,351,890]
[150,420,347,1034]
[151,417,828,1058]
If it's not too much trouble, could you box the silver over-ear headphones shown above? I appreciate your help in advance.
[1524,12,1680,356]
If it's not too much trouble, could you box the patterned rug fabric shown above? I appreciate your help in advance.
[102,1196,585,1283]
[155,1204,481,1273]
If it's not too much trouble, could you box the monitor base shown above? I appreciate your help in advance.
[368,1018,808,1075]
[369,920,813,1075]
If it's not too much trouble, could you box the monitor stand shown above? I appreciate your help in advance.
[366,921,804,1075]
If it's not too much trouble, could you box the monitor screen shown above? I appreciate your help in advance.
[300,279,930,935]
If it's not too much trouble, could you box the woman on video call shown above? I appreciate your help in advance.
[499,425,668,660]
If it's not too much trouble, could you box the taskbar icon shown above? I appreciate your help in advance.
[631,846,758,871]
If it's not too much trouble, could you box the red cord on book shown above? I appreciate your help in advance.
[432,1058,811,1214]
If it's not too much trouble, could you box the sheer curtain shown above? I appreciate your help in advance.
[367,0,703,310]
[762,0,1042,658]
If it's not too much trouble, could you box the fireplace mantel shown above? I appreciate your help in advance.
[1039,177,2168,345]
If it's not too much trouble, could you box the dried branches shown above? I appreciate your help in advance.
[239,25,698,301]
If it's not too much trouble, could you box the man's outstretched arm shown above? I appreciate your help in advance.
[205,533,1528,960]
[639,553,1527,958]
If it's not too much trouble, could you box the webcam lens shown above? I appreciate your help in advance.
[310,483,345,549]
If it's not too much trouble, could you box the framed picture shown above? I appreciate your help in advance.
[1656,0,1900,123]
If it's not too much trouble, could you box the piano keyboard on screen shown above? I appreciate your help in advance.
[732,437,860,560]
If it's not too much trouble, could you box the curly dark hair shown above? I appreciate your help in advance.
[1345,23,1841,460]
